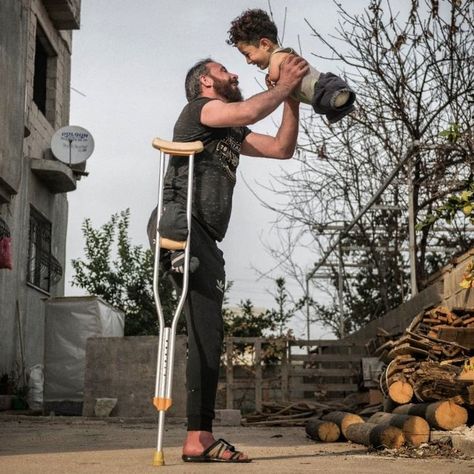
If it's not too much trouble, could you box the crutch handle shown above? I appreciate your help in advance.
[152,137,204,156]
[159,237,186,250]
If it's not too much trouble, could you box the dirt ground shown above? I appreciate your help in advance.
[0,416,473,474]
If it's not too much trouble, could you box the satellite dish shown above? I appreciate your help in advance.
[51,125,94,165]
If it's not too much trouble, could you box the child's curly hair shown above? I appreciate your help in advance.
[227,9,278,46]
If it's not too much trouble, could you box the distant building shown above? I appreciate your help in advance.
[0,0,83,378]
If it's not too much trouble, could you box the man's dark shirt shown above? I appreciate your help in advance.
[163,97,251,241]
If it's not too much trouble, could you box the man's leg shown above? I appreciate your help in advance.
[179,220,248,461]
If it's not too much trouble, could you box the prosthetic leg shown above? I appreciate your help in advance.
[151,138,204,466]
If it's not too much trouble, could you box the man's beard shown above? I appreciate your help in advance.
[210,75,243,102]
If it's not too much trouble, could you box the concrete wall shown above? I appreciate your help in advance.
[345,281,444,343]
[346,248,474,344]
[83,336,187,419]
[0,0,28,201]
[0,0,80,381]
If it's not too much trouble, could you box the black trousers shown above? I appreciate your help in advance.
[149,212,225,432]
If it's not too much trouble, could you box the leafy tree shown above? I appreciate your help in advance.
[71,209,179,336]
[266,277,296,336]
[72,212,300,342]
[223,298,275,338]
[417,160,474,230]
[222,278,295,363]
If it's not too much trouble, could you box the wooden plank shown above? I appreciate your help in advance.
[437,327,474,349]
[222,381,257,389]
[255,339,262,412]
[290,340,365,350]
[229,336,263,343]
[290,339,349,346]
[290,383,358,392]
[281,342,289,402]
[220,378,280,389]
[226,339,233,409]
[387,343,429,359]
[291,354,361,362]
[289,368,356,377]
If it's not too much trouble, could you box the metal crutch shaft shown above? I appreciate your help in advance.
[150,138,203,467]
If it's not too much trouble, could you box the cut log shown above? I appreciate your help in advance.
[305,417,341,442]
[392,400,468,430]
[388,379,413,404]
[345,422,405,449]
[321,411,365,439]
[367,412,430,447]
[383,396,401,413]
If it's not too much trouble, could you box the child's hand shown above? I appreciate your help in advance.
[265,74,276,90]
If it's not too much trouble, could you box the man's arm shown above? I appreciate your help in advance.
[240,97,299,159]
[201,55,307,128]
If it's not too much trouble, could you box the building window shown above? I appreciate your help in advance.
[27,207,52,292]
[33,24,57,123]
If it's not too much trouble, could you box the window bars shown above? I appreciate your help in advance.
[27,208,62,291]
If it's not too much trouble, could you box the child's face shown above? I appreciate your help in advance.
[236,41,272,70]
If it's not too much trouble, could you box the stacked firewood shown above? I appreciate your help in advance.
[376,306,474,406]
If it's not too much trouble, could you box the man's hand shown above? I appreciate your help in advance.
[277,55,309,92]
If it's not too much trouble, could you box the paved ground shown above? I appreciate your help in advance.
[0,416,473,473]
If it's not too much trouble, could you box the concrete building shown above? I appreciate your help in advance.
[0,0,83,383]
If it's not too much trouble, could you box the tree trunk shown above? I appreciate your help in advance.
[388,379,413,404]
[321,411,365,439]
[345,422,405,449]
[305,417,341,442]
[367,412,430,447]
[392,400,468,430]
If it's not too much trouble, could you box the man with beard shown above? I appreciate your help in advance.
[147,55,307,463]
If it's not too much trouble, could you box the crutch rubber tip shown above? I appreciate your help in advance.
[152,451,165,466]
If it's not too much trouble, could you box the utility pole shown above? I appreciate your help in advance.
[337,241,345,338]
[407,153,418,296]
[305,275,311,347]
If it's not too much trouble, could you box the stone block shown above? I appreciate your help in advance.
[431,428,474,456]
[83,336,186,418]
[94,398,117,417]
[214,409,241,426]
[0,395,13,411]
[451,434,474,456]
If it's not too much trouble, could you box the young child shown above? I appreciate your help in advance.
[227,9,355,123]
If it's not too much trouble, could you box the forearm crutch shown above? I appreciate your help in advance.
[150,138,204,467]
